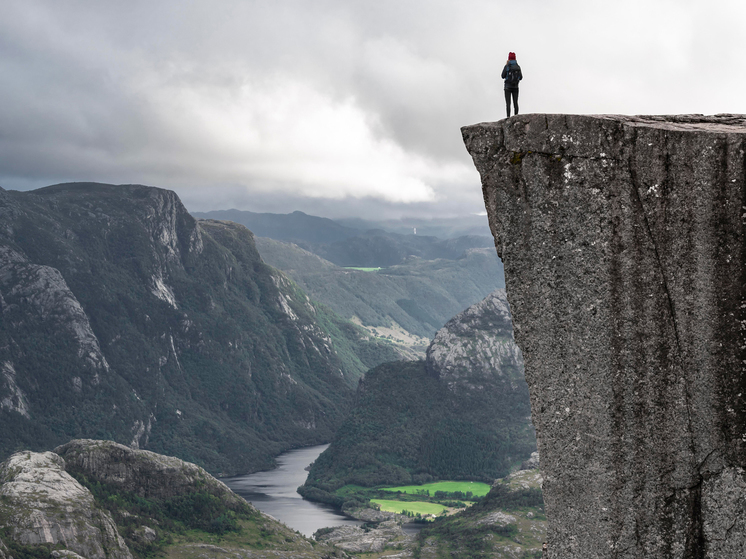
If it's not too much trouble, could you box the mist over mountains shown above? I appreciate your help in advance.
[192,209,495,268]
[194,209,503,346]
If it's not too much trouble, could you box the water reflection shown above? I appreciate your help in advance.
[223,444,363,537]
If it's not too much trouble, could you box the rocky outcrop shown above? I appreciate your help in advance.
[55,439,247,507]
[426,289,524,389]
[0,451,131,559]
[0,440,347,559]
[314,520,412,553]
[463,114,746,558]
[0,246,111,389]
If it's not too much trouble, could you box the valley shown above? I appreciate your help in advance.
[0,183,541,559]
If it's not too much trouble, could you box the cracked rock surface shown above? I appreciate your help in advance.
[463,114,746,558]
[0,451,131,559]
[314,520,412,553]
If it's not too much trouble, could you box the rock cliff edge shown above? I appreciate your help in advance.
[463,114,746,558]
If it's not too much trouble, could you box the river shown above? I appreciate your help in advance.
[223,444,363,537]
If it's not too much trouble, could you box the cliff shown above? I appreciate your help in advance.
[463,114,746,558]
[0,183,399,475]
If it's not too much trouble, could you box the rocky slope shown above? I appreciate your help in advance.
[0,450,131,559]
[301,289,535,502]
[463,114,746,558]
[415,467,546,559]
[0,183,399,475]
[427,289,524,391]
[0,439,346,559]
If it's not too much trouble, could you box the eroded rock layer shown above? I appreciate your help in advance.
[462,114,746,558]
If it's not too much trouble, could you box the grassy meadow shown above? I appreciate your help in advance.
[370,499,448,517]
[380,480,491,497]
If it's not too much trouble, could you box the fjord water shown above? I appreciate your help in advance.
[224,444,362,537]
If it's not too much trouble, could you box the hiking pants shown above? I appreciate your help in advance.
[505,88,519,117]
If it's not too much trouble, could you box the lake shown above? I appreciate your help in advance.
[223,444,363,537]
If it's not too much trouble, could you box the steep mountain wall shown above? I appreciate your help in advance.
[0,183,397,476]
[463,114,746,558]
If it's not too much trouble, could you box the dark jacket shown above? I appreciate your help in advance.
[502,60,522,90]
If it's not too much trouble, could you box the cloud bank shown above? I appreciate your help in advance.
[1,0,744,217]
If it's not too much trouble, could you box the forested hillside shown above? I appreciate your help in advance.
[256,237,504,345]
[300,290,536,506]
[0,183,400,475]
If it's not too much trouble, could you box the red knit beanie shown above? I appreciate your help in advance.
[508,52,516,60]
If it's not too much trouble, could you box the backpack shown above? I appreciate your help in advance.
[506,65,521,87]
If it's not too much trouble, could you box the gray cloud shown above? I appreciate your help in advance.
[1,0,745,217]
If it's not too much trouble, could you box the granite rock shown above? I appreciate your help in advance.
[55,439,248,508]
[0,451,131,559]
[426,289,524,390]
[463,114,746,558]
[314,520,412,553]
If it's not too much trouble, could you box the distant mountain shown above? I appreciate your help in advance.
[192,209,360,245]
[0,183,401,476]
[192,209,495,267]
[256,237,505,344]
[299,290,536,505]
[310,230,494,268]
[335,214,492,239]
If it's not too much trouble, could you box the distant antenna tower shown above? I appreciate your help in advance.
[413,227,417,235]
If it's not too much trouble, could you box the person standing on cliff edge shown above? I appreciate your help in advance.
[501,52,522,118]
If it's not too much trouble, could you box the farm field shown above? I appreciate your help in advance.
[380,480,491,497]
[371,499,448,517]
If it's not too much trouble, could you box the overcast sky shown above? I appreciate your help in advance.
[1,0,744,219]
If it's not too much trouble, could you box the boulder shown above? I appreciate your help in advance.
[55,439,248,508]
[463,114,746,558]
[0,451,131,559]
[314,521,411,553]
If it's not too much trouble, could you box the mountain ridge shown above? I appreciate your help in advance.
[0,182,400,475]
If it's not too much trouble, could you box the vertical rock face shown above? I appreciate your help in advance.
[0,182,378,475]
[462,114,746,558]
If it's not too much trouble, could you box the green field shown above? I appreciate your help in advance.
[381,480,491,497]
[343,266,382,272]
[371,499,448,516]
